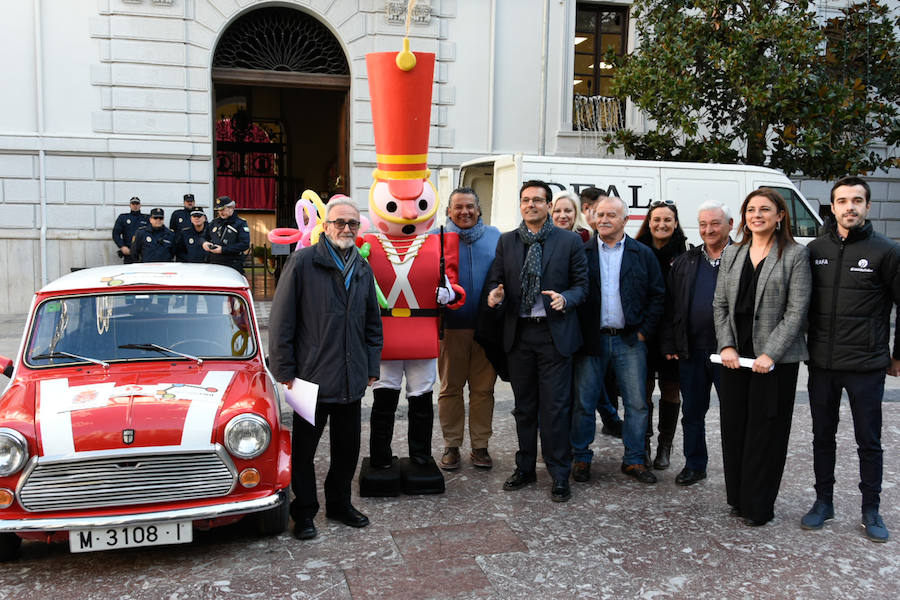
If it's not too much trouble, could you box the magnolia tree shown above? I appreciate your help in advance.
[604,0,899,179]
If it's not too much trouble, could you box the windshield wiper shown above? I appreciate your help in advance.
[118,343,203,366]
[32,351,109,369]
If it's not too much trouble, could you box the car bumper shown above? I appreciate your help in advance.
[0,488,287,533]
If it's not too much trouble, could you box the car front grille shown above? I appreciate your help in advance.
[17,450,236,512]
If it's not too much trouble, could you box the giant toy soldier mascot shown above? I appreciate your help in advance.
[358,38,465,496]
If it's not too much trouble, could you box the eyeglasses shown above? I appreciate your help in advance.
[650,200,676,207]
[327,219,361,231]
[150,216,163,220]
[520,196,548,205]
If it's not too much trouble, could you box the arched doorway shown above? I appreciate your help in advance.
[211,7,350,295]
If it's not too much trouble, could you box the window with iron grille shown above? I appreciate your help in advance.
[573,3,629,132]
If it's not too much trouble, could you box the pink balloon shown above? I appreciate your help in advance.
[294,198,319,249]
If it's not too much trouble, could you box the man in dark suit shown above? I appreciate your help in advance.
[572,195,665,484]
[486,180,588,502]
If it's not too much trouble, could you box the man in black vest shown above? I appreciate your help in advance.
[803,176,900,543]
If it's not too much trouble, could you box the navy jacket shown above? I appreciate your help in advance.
[112,210,149,248]
[131,225,175,262]
[175,224,210,263]
[205,214,251,272]
[486,225,588,357]
[578,233,665,354]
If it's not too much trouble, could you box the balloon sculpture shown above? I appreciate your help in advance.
[357,33,465,497]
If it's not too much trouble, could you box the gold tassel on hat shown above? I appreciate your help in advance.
[395,0,418,71]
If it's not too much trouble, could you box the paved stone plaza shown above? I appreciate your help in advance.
[0,307,898,599]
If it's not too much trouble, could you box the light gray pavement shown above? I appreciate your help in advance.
[1,305,900,598]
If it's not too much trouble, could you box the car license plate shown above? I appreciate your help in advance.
[70,521,192,553]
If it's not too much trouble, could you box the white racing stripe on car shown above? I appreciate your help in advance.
[180,371,234,446]
[39,378,77,456]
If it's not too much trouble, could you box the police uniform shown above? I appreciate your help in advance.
[131,208,176,262]
[169,194,196,231]
[112,199,149,264]
[205,197,250,273]
[175,215,210,263]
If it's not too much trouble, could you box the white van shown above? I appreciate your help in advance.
[437,154,822,244]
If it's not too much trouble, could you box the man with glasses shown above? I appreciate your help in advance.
[571,195,665,485]
[112,196,149,264]
[486,180,588,502]
[131,208,175,262]
[203,196,251,274]
[268,196,383,541]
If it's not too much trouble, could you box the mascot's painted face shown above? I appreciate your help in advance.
[369,179,439,236]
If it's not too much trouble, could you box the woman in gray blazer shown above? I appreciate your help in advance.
[712,188,811,526]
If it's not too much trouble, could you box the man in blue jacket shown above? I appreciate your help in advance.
[572,195,665,484]
[112,197,149,263]
[431,188,502,471]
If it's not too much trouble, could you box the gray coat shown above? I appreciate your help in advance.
[713,240,811,364]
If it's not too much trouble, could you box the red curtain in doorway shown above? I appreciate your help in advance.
[215,118,277,210]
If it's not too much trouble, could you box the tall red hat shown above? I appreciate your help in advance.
[366,46,435,200]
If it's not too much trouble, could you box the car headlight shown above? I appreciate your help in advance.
[0,428,29,477]
[224,414,271,459]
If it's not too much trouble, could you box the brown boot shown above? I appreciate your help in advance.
[440,447,460,470]
[470,448,493,469]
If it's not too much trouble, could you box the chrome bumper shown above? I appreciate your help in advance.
[0,489,286,533]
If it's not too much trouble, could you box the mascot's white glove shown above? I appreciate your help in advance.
[436,275,456,305]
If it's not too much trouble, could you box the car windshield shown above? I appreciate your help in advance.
[25,293,256,367]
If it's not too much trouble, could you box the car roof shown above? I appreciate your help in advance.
[39,263,249,294]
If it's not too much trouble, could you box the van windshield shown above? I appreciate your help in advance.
[768,186,820,239]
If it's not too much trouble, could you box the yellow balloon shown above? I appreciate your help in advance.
[310,223,324,245]
[301,189,327,221]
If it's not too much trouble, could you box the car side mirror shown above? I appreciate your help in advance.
[0,355,12,378]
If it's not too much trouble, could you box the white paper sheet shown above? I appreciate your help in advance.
[709,354,775,372]
[283,378,319,425]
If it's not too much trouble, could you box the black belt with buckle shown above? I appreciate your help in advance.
[599,326,626,336]
[519,316,547,324]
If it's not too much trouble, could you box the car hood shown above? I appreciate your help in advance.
[33,368,239,457]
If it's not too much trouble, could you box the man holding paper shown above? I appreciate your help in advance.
[268,197,383,541]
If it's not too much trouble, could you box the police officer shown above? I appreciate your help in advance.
[131,208,175,262]
[170,193,196,232]
[112,197,149,264]
[175,207,209,263]
[203,196,250,274]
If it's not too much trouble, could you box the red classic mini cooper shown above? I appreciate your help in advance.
[0,264,290,560]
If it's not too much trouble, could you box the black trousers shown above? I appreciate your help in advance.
[291,400,361,520]
[507,319,573,481]
[719,363,799,523]
[808,366,884,511]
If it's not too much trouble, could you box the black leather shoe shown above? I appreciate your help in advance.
[621,463,657,484]
[743,516,772,527]
[293,517,317,540]
[503,469,537,491]
[675,467,707,486]
[551,479,571,502]
[326,505,370,528]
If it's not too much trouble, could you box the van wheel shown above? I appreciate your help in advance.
[0,533,22,562]
[255,495,290,536]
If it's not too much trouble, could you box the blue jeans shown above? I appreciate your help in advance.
[678,351,721,471]
[572,334,648,465]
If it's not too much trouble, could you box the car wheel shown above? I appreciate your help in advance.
[0,533,22,562]
[255,494,290,536]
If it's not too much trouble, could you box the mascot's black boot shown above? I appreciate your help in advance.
[359,387,402,497]
[399,391,445,495]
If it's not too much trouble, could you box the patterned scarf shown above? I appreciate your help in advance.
[323,236,358,289]
[516,218,554,311]
[445,217,486,245]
